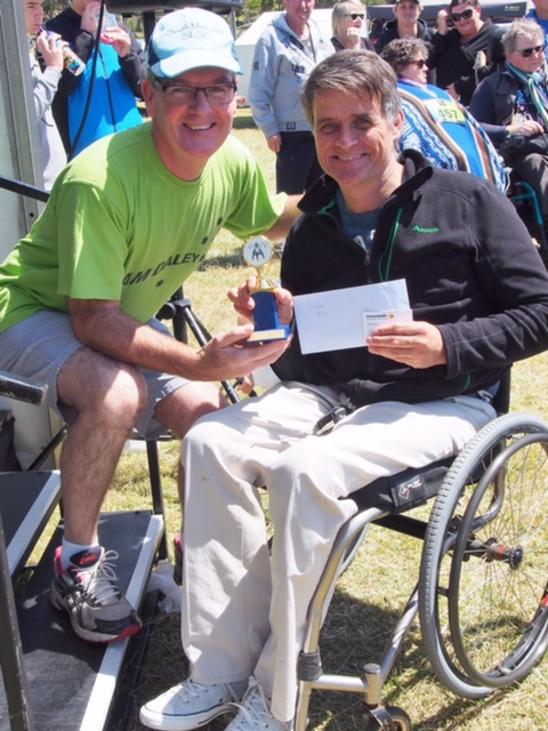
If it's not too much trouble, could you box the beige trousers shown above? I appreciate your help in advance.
[180,382,495,723]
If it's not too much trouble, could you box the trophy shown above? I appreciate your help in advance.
[242,236,291,343]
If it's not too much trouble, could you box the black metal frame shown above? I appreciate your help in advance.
[0,374,46,731]
[0,517,33,731]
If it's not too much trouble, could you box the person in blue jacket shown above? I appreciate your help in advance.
[46,0,144,157]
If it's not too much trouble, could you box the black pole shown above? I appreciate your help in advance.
[0,516,33,731]
[142,11,156,44]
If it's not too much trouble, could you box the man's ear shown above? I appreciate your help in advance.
[141,78,156,118]
[394,108,405,137]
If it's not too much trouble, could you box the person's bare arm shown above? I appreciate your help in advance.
[263,194,302,241]
[69,298,290,381]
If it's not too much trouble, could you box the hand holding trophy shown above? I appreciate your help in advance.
[242,236,291,344]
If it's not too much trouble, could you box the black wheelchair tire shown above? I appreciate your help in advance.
[365,705,412,730]
[418,413,548,698]
[448,431,548,687]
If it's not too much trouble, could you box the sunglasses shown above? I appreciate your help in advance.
[450,7,474,22]
[347,13,365,19]
[517,42,546,58]
[408,58,428,68]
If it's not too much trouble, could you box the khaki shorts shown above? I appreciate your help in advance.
[0,310,188,438]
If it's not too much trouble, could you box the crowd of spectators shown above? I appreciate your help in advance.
[25,0,547,219]
[247,0,547,255]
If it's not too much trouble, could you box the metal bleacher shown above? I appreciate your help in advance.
[0,369,166,731]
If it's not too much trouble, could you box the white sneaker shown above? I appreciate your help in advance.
[225,679,290,730]
[139,677,248,731]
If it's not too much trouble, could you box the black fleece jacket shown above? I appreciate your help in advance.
[375,18,434,53]
[272,151,548,405]
[430,19,504,106]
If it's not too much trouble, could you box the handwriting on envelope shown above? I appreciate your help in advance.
[293,279,413,354]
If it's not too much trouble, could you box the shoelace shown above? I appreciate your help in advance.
[77,549,122,604]
[177,679,212,702]
[229,680,272,728]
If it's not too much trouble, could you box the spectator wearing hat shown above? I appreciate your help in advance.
[431,0,504,106]
[0,8,299,646]
[331,1,374,51]
[249,0,333,194]
[375,0,434,53]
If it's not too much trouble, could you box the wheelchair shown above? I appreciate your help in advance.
[294,372,548,730]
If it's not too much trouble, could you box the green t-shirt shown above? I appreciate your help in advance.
[0,122,285,331]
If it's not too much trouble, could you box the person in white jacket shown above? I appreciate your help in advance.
[249,0,333,194]
[24,0,67,191]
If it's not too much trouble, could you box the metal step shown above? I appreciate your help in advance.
[0,471,61,578]
[0,509,164,731]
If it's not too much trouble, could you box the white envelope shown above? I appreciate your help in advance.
[294,279,413,355]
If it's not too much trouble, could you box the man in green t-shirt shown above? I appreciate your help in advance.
[0,8,297,644]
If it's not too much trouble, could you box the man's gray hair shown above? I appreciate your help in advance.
[331,1,365,39]
[301,50,401,125]
[502,18,544,53]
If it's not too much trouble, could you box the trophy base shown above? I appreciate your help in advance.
[247,326,291,344]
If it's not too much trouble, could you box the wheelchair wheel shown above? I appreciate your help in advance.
[365,705,412,730]
[449,430,548,687]
[418,413,548,698]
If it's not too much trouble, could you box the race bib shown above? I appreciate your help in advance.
[424,98,466,125]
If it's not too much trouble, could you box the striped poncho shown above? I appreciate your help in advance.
[398,79,507,192]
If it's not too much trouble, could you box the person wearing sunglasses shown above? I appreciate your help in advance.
[249,0,333,195]
[470,18,548,258]
[331,1,374,51]
[430,0,504,106]
[375,0,434,54]
[380,38,505,190]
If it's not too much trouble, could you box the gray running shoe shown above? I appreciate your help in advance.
[50,546,141,642]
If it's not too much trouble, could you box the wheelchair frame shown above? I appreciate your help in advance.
[294,376,548,731]
[508,177,548,264]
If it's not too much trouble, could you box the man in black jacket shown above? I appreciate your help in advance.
[375,0,434,53]
[140,49,548,731]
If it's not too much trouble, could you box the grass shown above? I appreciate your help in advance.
[87,109,548,729]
